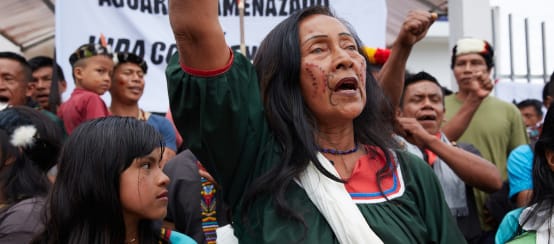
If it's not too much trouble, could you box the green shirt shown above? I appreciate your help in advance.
[444,95,528,180]
[444,94,528,230]
[167,51,465,243]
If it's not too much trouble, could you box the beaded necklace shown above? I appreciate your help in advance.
[317,144,359,155]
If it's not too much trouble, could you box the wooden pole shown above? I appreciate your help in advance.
[239,0,246,55]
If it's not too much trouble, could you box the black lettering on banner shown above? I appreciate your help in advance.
[151,42,166,65]
[218,0,328,17]
[113,0,124,7]
[99,0,111,6]
[243,0,250,16]
[154,0,168,15]
[165,44,178,63]
[279,0,287,16]
[132,40,146,57]
[88,35,114,49]
[100,0,328,16]
[127,0,138,10]
[88,35,176,65]
[266,0,276,16]
[98,0,168,15]
[114,39,131,53]
[141,0,153,14]
[221,0,236,17]
[289,0,300,14]
[252,0,263,16]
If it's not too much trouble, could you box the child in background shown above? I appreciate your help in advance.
[109,52,177,165]
[57,43,113,134]
[31,117,195,243]
[0,106,62,243]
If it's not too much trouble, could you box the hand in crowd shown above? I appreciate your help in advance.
[396,117,437,149]
[396,10,438,48]
[467,71,493,100]
[378,10,437,109]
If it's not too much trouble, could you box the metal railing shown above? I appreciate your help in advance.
[492,8,549,83]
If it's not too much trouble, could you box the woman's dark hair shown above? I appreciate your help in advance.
[31,117,165,244]
[244,5,395,238]
[0,130,11,169]
[0,106,61,210]
[518,105,554,238]
[530,105,554,206]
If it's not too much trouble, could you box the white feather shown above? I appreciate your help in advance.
[10,125,37,147]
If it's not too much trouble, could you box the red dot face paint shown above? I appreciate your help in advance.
[305,63,328,98]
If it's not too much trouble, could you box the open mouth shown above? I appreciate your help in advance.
[0,96,8,110]
[417,114,437,122]
[0,96,9,103]
[36,94,49,99]
[334,78,359,92]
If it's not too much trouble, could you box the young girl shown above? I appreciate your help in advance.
[32,117,195,243]
[0,106,62,243]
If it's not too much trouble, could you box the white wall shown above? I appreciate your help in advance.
[404,19,453,91]
[406,39,452,90]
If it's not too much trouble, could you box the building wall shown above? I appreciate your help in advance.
[407,39,453,90]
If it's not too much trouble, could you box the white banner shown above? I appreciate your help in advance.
[56,0,386,112]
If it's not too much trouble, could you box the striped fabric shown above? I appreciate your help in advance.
[201,176,218,244]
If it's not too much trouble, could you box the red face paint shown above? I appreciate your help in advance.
[305,63,326,98]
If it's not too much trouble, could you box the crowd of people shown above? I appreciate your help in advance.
[0,1,553,243]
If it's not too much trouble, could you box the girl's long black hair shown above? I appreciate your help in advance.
[518,105,554,241]
[31,117,166,244]
[242,5,396,237]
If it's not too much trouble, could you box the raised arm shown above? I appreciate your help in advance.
[169,0,230,69]
[441,72,493,141]
[377,10,436,108]
[397,117,502,193]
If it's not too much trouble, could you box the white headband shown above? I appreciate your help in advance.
[455,38,487,56]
